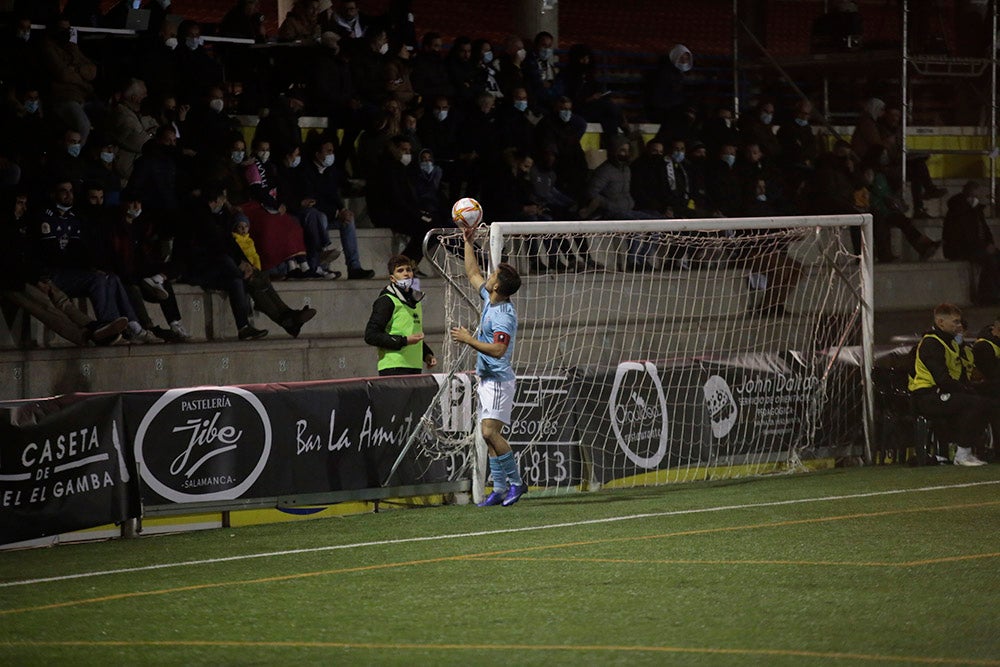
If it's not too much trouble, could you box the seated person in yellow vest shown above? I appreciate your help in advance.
[908,303,989,466]
[364,255,438,376]
[971,314,1000,461]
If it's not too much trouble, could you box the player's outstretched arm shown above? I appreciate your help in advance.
[463,229,485,291]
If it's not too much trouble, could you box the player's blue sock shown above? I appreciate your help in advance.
[489,456,508,493]
[496,451,523,487]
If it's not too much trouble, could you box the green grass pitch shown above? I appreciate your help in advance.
[1,465,998,666]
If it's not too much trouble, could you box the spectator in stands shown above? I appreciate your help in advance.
[496,35,528,100]
[457,92,502,199]
[534,96,590,206]
[87,185,187,342]
[128,124,182,243]
[472,39,503,100]
[705,141,742,218]
[908,303,989,466]
[878,104,948,218]
[701,106,739,157]
[174,184,317,340]
[364,254,436,375]
[176,22,226,104]
[860,149,939,263]
[417,95,462,199]
[850,97,887,168]
[446,36,479,109]
[558,43,627,144]
[413,148,447,228]
[497,87,538,157]
[33,179,155,343]
[644,44,692,131]
[630,140,673,218]
[0,15,41,91]
[39,16,98,142]
[242,137,319,278]
[1,190,127,346]
[740,99,781,161]
[139,15,181,97]
[327,0,372,42]
[291,137,375,279]
[0,83,46,188]
[368,136,434,264]
[585,136,657,271]
[184,85,241,156]
[106,79,157,183]
[943,181,1000,304]
[350,29,391,106]
[777,98,821,198]
[256,89,308,159]
[524,31,559,109]
[410,32,454,101]
[736,141,791,214]
[309,32,362,132]
[385,0,416,52]
[279,0,322,42]
[386,40,417,108]
[685,140,710,211]
[220,0,268,41]
[44,129,88,194]
[526,146,576,271]
[82,136,123,207]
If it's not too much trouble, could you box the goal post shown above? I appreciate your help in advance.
[417,213,874,500]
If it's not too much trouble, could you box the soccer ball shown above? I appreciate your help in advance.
[452,197,484,229]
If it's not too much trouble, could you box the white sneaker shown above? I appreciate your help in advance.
[129,328,160,345]
[954,449,987,466]
[169,320,191,340]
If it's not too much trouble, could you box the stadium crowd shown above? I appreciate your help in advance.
[0,0,982,346]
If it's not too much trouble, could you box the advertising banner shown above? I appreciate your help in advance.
[0,394,136,545]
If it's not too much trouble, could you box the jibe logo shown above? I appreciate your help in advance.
[134,387,271,503]
[608,361,669,469]
[703,374,738,438]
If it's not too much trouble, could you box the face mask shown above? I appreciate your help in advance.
[210,202,225,214]
[795,117,809,127]
[672,151,685,163]
[513,99,528,112]
[400,153,412,166]
[56,203,72,212]
[970,197,980,208]
[420,161,434,174]
[756,193,768,202]
[483,51,493,64]
[722,154,735,167]
[677,62,692,73]
[516,48,527,60]
[164,37,178,50]
[23,99,39,114]
[538,47,553,61]
[378,42,389,55]
[100,151,115,164]
[187,36,204,50]
[16,31,30,41]
[395,277,414,290]
[129,207,142,219]
[322,154,335,168]
[209,98,224,113]
[559,109,572,123]
[256,150,270,163]
[760,112,773,125]
[132,0,142,8]
[290,155,302,168]
[722,118,732,128]
[433,109,448,121]
[955,333,965,345]
[231,150,245,163]
[67,144,82,158]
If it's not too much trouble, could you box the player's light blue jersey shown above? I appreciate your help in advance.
[477,284,516,381]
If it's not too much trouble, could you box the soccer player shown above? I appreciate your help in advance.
[450,226,526,506]
[364,254,437,376]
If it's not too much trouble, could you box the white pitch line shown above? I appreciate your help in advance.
[1,479,998,589]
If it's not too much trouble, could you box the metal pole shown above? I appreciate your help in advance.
[733,0,740,120]
[902,0,909,190]
[991,0,998,209]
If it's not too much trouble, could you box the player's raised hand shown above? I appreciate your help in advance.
[450,326,473,344]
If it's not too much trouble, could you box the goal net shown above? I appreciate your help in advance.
[409,215,873,500]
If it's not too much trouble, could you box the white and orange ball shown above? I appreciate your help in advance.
[451,197,484,230]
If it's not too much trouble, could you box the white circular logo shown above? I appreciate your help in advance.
[608,361,669,469]
[703,375,738,438]
[134,387,271,503]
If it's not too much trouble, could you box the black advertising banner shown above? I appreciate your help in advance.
[123,377,451,507]
[698,353,821,459]
[568,361,709,485]
[0,394,137,545]
[504,375,581,488]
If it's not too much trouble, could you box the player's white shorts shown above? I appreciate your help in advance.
[477,378,516,424]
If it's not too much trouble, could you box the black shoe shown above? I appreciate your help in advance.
[91,316,129,344]
[238,325,269,341]
[150,325,181,342]
[347,267,375,279]
[281,307,316,338]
